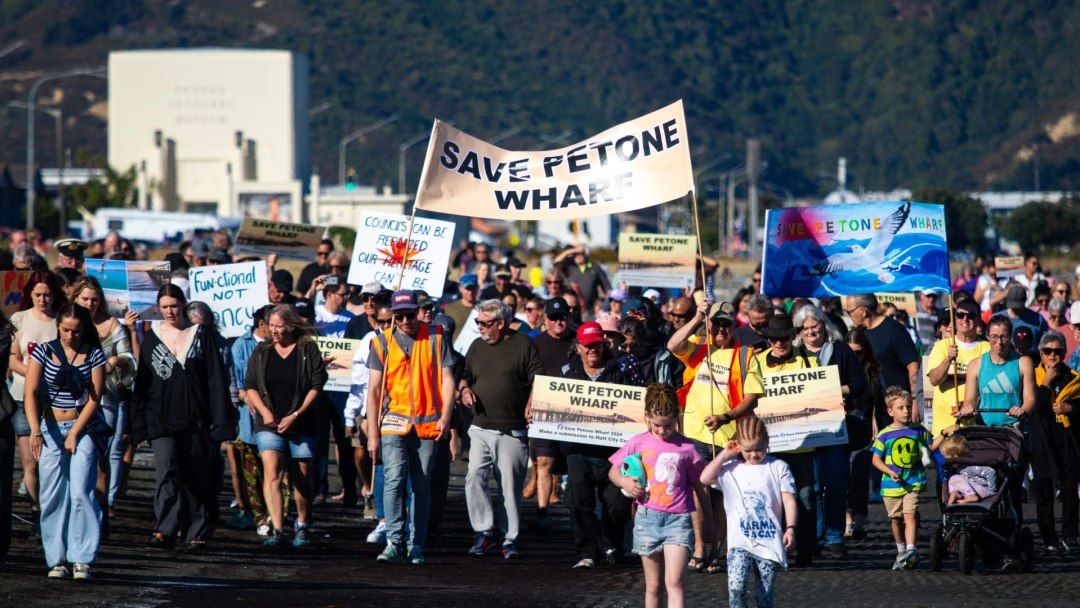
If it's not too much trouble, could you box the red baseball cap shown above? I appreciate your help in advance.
[576,321,605,346]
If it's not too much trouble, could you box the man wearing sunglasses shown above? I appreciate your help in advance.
[459,300,544,560]
[845,293,922,416]
[297,239,335,296]
[344,282,386,340]
[734,294,773,352]
[366,290,456,565]
[926,301,990,439]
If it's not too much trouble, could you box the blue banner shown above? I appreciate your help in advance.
[761,200,950,297]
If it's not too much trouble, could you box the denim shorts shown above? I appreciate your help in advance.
[255,431,316,459]
[11,403,30,436]
[632,506,694,556]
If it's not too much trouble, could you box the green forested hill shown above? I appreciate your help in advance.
[1,0,1079,195]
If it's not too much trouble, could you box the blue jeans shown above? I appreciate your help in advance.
[39,418,103,567]
[814,443,850,546]
[100,401,128,507]
[381,432,436,549]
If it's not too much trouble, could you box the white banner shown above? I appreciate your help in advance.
[189,261,270,338]
[413,100,694,220]
[347,210,455,295]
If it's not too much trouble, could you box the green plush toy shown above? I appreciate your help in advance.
[620,452,647,497]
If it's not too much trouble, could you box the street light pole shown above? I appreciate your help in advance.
[337,114,398,185]
[398,131,430,197]
[10,102,62,234]
[24,66,105,230]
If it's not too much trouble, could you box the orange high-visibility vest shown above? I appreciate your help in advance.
[372,324,444,439]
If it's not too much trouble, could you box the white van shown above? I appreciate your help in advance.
[76,208,242,245]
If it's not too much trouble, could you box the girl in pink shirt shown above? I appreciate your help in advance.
[610,384,706,608]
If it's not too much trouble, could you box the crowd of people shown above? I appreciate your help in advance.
[0,230,1079,607]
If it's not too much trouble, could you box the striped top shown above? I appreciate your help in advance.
[31,341,106,410]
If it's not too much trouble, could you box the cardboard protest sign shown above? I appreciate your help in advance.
[317,336,362,392]
[233,218,324,261]
[528,375,646,448]
[618,233,696,289]
[0,271,27,318]
[347,210,454,294]
[85,259,172,319]
[994,255,1024,278]
[189,261,269,338]
[875,292,918,318]
[762,201,950,298]
[755,365,846,453]
[413,100,694,220]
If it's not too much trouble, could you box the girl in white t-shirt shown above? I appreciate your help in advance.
[700,416,797,608]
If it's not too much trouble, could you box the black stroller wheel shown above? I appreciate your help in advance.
[1019,527,1035,573]
[929,525,945,571]
[958,532,975,575]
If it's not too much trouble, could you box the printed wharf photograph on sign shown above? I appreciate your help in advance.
[617,232,697,289]
[753,365,847,453]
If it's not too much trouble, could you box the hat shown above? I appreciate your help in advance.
[1005,285,1027,309]
[576,321,605,346]
[390,289,419,311]
[459,273,478,288]
[191,238,210,258]
[1012,326,1034,355]
[416,290,436,309]
[207,247,231,264]
[621,298,645,318]
[494,264,512,278]
[54,238,88,258]
[760,312,796,340]
[507,257,526,269]
[1072,302,1080,325]
[432,313,457,337]
[955,300,981,318]
[643,289,661,303]
[606,289,627,302]
[709,301,736,324]
[270,269,293,292]
[545,297,569,317]
[1075,264,1080,276]
[596,314,621,334]
[361,281,383,296]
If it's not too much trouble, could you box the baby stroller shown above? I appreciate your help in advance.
[928,425,1035,574]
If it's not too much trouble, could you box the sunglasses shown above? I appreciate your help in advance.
[767,335,791,343]
[954,312,975,320]
[393,311,417,321]
[671,311,694,320]
[475,318,500,329]
[525,306,539,312]
[316,250,330,257]
[361,294,376,302]
[987,334,1010,343]
[329,264,348,271]
[546,280,562,285]
[376,318,393,326]
[547,315,568,323]
[1041,347,1066,356]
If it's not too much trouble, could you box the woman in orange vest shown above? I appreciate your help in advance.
[366,290,456,565]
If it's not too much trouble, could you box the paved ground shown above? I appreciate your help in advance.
[3,449,1080,607]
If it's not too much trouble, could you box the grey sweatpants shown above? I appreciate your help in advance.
[465,426,529,543]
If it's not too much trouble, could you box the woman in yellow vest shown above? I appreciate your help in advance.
[366,290,456,565]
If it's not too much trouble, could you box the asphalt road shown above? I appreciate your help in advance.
[3,448,1080,608]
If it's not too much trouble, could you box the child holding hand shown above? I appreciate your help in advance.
[700,415,797,608]
[871,387,951,570]
[609,384,706,608]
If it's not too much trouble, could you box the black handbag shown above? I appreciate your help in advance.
[0,386,15,424]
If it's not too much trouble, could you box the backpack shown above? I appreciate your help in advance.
[48,339,89,402]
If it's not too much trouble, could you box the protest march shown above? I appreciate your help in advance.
[3,99,1079,608]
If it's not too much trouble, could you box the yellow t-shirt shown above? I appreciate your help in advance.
[680,346,742,445]
[745,349,819,454]
[926,338,990,436]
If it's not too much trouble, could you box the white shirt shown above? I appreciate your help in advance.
[715,456,796,567]
[315,305,354,338]
[454,308,482,355]
[1014,272,1046,307]
[344,331,376,427]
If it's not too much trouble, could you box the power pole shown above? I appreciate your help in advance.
[746,138,760,261]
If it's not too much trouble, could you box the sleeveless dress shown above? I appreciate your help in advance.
[976,351,1022,427]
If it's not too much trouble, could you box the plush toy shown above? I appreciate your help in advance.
[620,452,647,497]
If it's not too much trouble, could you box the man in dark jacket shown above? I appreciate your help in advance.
[560,321,632,569]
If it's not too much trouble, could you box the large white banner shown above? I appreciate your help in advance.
[347,210,455,295]
[413,100,694,220]
[189,261,270,338]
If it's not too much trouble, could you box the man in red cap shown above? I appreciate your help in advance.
[559,321,632,569]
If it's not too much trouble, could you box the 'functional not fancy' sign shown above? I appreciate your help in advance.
[189,261,269,338]
[413,100,694,220]
[528,375,646,448]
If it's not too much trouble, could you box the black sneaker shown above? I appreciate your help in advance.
[468,532,495,557]
[824,542,847,559]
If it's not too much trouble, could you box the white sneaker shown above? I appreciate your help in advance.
[366,521,388,544]
[48,565,70,579]
[72,563,91,580]
[257,524,271,537]
[573,558,595,569]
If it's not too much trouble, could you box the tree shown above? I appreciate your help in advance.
[912,188,987,253]
[998,195,1080,253]
[65,163,139,214]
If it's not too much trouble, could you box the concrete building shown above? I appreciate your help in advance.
[108,48,309,220]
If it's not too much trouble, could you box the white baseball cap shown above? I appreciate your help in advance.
[1071,301,1080,325]
[643,288,661,303]
[1074,264,1080,276]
